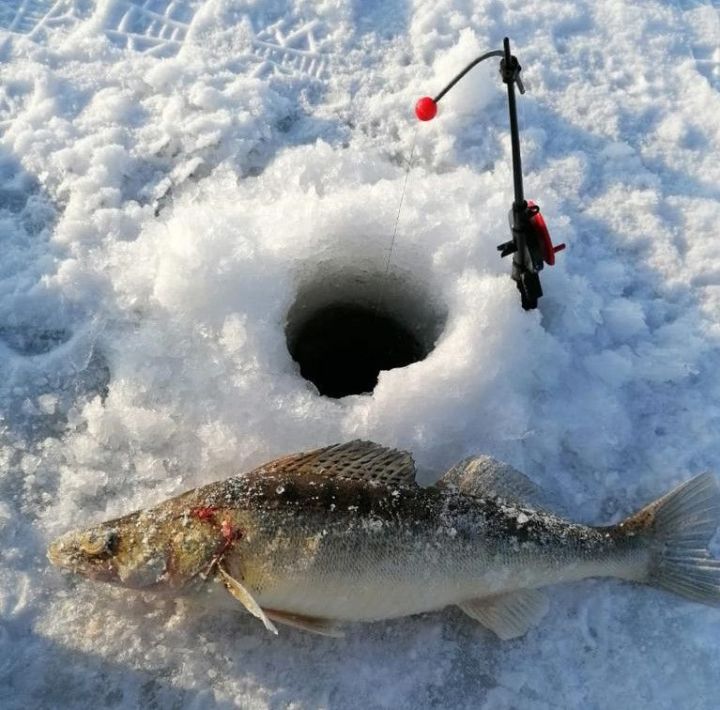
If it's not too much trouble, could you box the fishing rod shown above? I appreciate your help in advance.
[415,37,565,310]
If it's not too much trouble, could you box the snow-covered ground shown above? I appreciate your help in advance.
[1,0,719,707]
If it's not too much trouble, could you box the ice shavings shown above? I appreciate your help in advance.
[0,0,719,708]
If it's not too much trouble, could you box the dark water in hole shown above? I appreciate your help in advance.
[288,303,427,398]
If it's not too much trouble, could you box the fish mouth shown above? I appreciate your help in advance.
[46,539,64,567]
[47,535,121,583]
[46,535,78,569]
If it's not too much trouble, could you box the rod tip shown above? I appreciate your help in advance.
[415,96,437,121]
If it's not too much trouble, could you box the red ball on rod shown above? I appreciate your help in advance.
[415,96,437,121]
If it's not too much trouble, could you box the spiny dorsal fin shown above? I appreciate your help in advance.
[458,589,549,640]
[264,440,418,488]
[438,456,564,515]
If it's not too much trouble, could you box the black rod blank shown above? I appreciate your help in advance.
[432,50,504,103]
[501,37,525,208]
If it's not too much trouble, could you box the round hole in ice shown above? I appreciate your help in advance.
[0,326,71,355]
[286,266,446,398]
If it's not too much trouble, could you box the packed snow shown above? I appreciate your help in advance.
[1,0,719,707]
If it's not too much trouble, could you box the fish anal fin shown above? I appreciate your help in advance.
[439,456,563,515]
[264,608,345,638]
[217,564,278,635]
[263,440,417,488]
[457,589,549,640]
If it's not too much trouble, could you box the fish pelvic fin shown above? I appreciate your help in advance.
[264,609,345,638]
[457,589,549,640]
[622,473,720,606]
[217,564,278,635]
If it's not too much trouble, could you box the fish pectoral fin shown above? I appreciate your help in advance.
[264,608,345,638]
[457,589,549,640]
[217,564,278,635]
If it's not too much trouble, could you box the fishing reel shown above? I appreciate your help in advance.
[415,38,565,310]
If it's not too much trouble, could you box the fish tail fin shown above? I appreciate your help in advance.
[623,473,720,605]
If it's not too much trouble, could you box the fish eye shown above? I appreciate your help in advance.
[80,530,119,557]
[104,531,119,554]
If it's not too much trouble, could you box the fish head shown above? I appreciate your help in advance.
[48,499,232,589]
[47,510,177,589]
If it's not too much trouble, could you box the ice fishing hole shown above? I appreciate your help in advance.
[286,268,446,398]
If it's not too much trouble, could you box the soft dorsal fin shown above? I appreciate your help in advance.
[264,440,418,488]
[438,456,564,515]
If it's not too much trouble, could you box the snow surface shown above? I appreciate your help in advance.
[1,0,719,707]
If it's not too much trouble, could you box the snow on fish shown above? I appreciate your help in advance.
[47,441,720,639]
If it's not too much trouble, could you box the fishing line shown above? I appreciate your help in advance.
[383,125,418,279]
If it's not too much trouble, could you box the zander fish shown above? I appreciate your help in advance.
[47,441,720,639]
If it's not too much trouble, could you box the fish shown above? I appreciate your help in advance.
[47,440,720,639]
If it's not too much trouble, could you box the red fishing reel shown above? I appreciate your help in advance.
[497,200,566,309]
[527,201,565,266]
